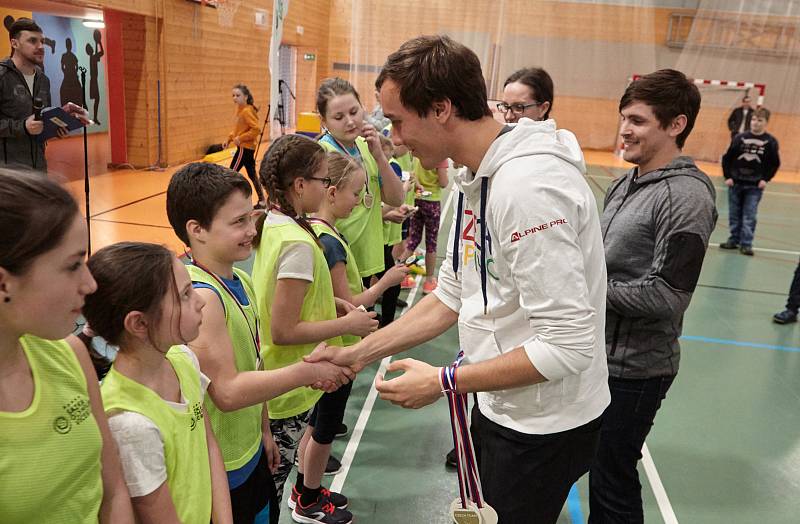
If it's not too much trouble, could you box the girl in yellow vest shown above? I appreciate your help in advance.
[252,135,378,524]
[312,152,409,319]
[83,242,232,524]
[0,171,134,523]
[316,78,405,324]
[165,162,353,524]
[224,84,266,207]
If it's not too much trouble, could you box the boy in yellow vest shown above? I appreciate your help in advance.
[166,162,353,523]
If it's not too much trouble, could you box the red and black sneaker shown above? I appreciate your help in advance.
[288,486,348,510]
[291,498,353,524]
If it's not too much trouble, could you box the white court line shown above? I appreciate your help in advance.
[642,443,679,524]
[330,183,458,493]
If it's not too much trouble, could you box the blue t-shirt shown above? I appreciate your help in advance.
[319,232,348,270]
[193,273,250,307]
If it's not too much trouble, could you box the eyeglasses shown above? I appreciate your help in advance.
[306,176,332,188]
[496,101,541,115]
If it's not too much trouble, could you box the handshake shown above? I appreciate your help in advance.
[302,341,362,394]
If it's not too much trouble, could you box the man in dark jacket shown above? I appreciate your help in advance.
[1,18,52,172]
[727,94,753,141]
[589,69,718,524]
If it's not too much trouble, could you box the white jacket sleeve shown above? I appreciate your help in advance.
[491,173,596,381]
[432,196,462,314]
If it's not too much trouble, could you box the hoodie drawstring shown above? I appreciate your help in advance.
[480,178,488,315]
[452,191,464,278]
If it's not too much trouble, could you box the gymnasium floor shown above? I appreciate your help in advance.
[62,150,800,523]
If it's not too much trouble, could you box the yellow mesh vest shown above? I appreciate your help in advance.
[187,265,263,471]
[252,220,343,419]
[0,336,103,523]
[101,348,212,524]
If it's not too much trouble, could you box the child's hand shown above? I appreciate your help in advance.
[381,264,410,288]
[382,208,407,224]
[307,360,356,393]
[361,123,384,159]
[344,307,379,337]
[725,179,734,187]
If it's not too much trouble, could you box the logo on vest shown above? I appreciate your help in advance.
[189,401,204,431]
[54,395,91,434]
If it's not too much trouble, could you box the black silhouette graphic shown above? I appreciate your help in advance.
[59,38,82,106]
[85,30,103,124]
[4,15,56,71]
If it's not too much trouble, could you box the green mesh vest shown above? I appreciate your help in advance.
[187,265,263,471]
[0,336,103,523]
[101,347,212,524]
[252,219,343,419]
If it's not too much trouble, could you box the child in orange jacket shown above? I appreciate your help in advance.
[225,84,266,207]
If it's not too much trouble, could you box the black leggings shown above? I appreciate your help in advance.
[230,147,265,203]
[361,245,401,327]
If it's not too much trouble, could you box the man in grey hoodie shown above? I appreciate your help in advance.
[589,69,717,523]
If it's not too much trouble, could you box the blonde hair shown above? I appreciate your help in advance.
[326,151,362,189]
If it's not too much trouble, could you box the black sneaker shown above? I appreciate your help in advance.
[445,447,457,468]
[719,241,739,250]
[397,298,409,308]
[325,455,342,476]
[334,423,348,438]
[292,497,353,524]
[773,309,798,324]
[293,454,342,475]
[740,246,754,256]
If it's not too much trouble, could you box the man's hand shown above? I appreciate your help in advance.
[62,102,91,125]
[56,127,69,138]
[25,115,43,135]
[306,360,356,393]
[725,178,734,187]
[304,342,364,373]
[375,358,441,409]
[758,180,767,189]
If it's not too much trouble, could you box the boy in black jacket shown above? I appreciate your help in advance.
[720,107,780,255]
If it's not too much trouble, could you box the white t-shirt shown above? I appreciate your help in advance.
[266,211,314,281]
[23,73,35,95]
[107,346,211,497]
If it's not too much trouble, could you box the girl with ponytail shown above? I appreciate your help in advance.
[251,134,377,523]
[225,84,266,208]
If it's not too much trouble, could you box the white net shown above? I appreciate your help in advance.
[216,0,242,28]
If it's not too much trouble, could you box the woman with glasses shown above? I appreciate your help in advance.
[498,67,554,123]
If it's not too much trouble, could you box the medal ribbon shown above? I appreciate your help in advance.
[441,350,486,510]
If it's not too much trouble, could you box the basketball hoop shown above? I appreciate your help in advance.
[215,0,242,28]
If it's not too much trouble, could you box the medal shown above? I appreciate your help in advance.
[442,352,499,524]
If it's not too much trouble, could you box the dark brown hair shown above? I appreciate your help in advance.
[316,77,362,119]
[9,18,42,41]
[83,242,179,347]
[504,67,554,120]
[166,162,252,246]
[233,83,258,112]
[619,69,701,148]
[254,134,326,247]
[375,35,491,121]
[0,170,79,275]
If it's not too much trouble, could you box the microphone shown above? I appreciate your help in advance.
[33,97,43,120]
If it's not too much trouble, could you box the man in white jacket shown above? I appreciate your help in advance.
[306,35,610,523]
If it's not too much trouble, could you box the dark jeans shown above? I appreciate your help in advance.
[589,375,675,524]
[231,147,265,203]
[726,184,763,247]
[786,257,800,312]
[471,406,601,524]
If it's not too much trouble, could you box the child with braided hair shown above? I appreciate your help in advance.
[252,134,377,524]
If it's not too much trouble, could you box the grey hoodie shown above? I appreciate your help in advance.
[601,156,717,379]
[0,57,50,172]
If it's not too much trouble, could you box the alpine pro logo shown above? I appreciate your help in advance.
[510,218,568,242]
[54,395,92,435]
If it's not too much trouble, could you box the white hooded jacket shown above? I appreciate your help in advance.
[434,118,610,434]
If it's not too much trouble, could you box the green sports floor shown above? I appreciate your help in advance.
[273,163,800,523]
